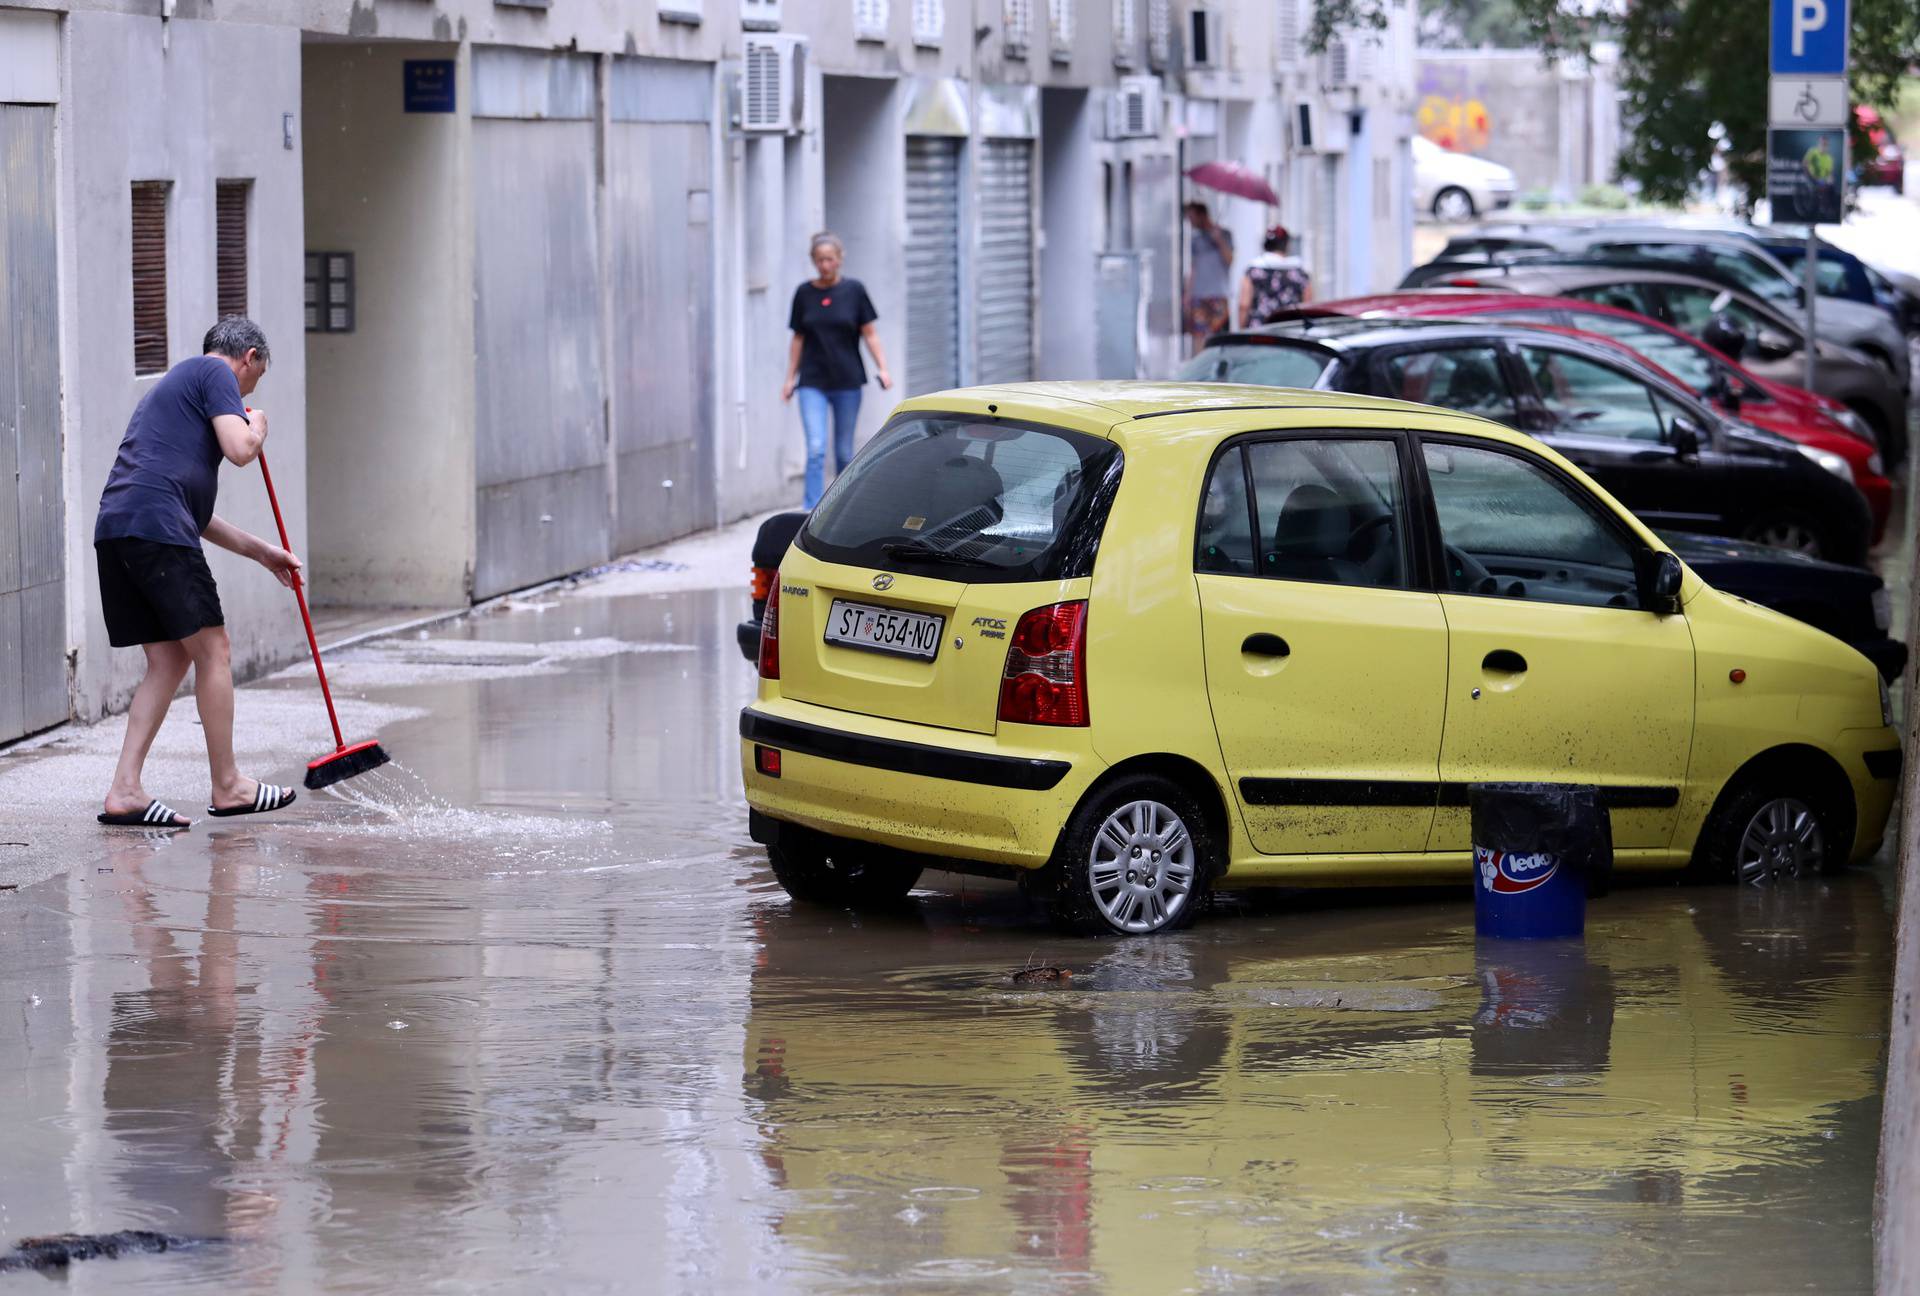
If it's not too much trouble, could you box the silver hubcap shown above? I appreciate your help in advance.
[1434,189,1473,221]
[1748,522,1819,555]
[1089,800,1197,934]
[1736,797,1825,884]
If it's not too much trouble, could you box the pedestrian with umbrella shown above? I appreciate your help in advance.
[1182,162,1283,349]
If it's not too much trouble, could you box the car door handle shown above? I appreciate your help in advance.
[1482,649,1527,674]
[1242,633,1291,658]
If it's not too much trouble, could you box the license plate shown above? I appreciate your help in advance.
[824,599,944,660]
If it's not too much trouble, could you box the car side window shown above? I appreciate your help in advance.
[1377,346,1519,425]
[1422,442,1646,610]
[1246,438,1409,589]
[1659,284,1777,342]
[1198,439,1409,588]
[1196,447,1256,574]
[1567,282,1661,317]
[1517,345,1665,441]
[1557,314,1717,393]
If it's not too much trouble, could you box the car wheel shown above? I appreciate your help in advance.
[1050,775,1215,937]
[1741,514,1826,557]
[766,828,923,909]
[1693,776,1846,885]
[1432,187,1477,222]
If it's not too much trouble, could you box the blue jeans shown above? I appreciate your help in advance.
[798,386,862,509]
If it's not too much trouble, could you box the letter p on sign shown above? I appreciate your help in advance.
[1792,0,1826,55]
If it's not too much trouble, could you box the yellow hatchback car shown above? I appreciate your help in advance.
[740,383,1900,936]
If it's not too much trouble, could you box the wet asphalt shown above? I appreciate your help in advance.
[0,583,1896,1294]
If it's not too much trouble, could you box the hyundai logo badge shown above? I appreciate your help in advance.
[872,574,895,591]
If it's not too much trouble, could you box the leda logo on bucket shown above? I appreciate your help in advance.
[1476,846,1560,894]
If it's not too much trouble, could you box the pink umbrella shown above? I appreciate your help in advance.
[1184,161,1279,206]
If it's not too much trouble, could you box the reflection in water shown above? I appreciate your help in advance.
[0,590,1891,1293]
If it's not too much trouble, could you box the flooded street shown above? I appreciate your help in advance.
[0,586,1895,1293]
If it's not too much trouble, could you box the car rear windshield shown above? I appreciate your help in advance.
[1176,343,1334,388]
[799,414,1122,584]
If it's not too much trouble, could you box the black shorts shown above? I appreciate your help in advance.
[96,537,225,648]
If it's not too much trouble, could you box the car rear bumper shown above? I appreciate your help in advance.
[739,701,1098,869]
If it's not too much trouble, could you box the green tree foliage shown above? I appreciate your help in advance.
[1311,0,1920,204]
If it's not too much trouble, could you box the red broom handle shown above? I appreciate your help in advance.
[256,449,346,751]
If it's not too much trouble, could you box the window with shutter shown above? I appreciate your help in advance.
[853,0,888,41]
[1004,0,1033,55]
[131,181,169,376]
[1146,0,1170,64]
[1112,0,1137,65]
[912,0,943,45]
[1048,0,1074,58]
[1273,0,1301,70]
[216,180,250,320]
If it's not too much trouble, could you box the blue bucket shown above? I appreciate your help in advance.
[1470,783,1608,940]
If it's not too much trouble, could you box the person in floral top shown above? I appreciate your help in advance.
[1238,225,1312,328]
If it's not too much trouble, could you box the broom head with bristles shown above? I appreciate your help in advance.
[306,739,392,790]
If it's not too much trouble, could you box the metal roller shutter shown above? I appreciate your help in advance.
[976,138,1036,386]
[905,135,962,395]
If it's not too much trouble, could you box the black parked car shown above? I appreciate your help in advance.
[1177,318,1873,564]
[1660,531,1905,682]
[735,511,807,661]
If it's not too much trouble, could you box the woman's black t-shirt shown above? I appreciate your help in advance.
[789,278,878,390]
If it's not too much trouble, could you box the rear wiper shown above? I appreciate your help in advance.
[880,541,996,568]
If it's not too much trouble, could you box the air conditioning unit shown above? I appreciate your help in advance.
[1107,75,1162,138]
[742,0,782,30]
[738,35,808,133]
[1187,6,1221,69]
[1295,99,1348,153]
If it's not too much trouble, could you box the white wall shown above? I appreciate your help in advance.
[1040,88,1099,377]
[822,75,906,451]
[302,42,475,609]
[62,12,308,719]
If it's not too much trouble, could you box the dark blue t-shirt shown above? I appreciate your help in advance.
[789,277,878,390]
[94,355,245,549]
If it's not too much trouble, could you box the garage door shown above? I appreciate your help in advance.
[905,135,962,396]
[975,138,1035,386]
[0,106,64,743]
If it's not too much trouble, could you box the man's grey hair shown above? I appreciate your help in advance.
[203,316,269,365]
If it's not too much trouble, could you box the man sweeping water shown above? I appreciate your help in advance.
[95,317,303,828]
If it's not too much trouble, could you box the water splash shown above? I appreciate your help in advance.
[307,762,611,857]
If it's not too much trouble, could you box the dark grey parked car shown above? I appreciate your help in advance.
[1423,223,1911,389]
[1399,261,1909,464]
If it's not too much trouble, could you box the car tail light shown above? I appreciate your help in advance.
[998,601,1089,727]
[758,580,781,680]
[750,565,775,603]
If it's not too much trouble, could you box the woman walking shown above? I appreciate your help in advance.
[782,232,891,509]
[1238,225,1312,328]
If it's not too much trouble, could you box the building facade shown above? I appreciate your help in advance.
[0,0,1416,740]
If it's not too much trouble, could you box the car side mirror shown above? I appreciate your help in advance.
[1701,312,1748,363]
[1667,414,1703,457]
[1752,330,1795,361]
[1637,550,1684,613]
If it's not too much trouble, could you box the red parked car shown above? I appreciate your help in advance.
[1856,106,1906,189]
[1291,290,1893,540]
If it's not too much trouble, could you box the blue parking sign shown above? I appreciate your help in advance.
[1771,0,1848,76]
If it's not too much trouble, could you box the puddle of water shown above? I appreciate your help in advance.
[0,589,1891,1294]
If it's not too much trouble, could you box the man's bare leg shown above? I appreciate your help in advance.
[182,625,263,811]
[104,641,192,818]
